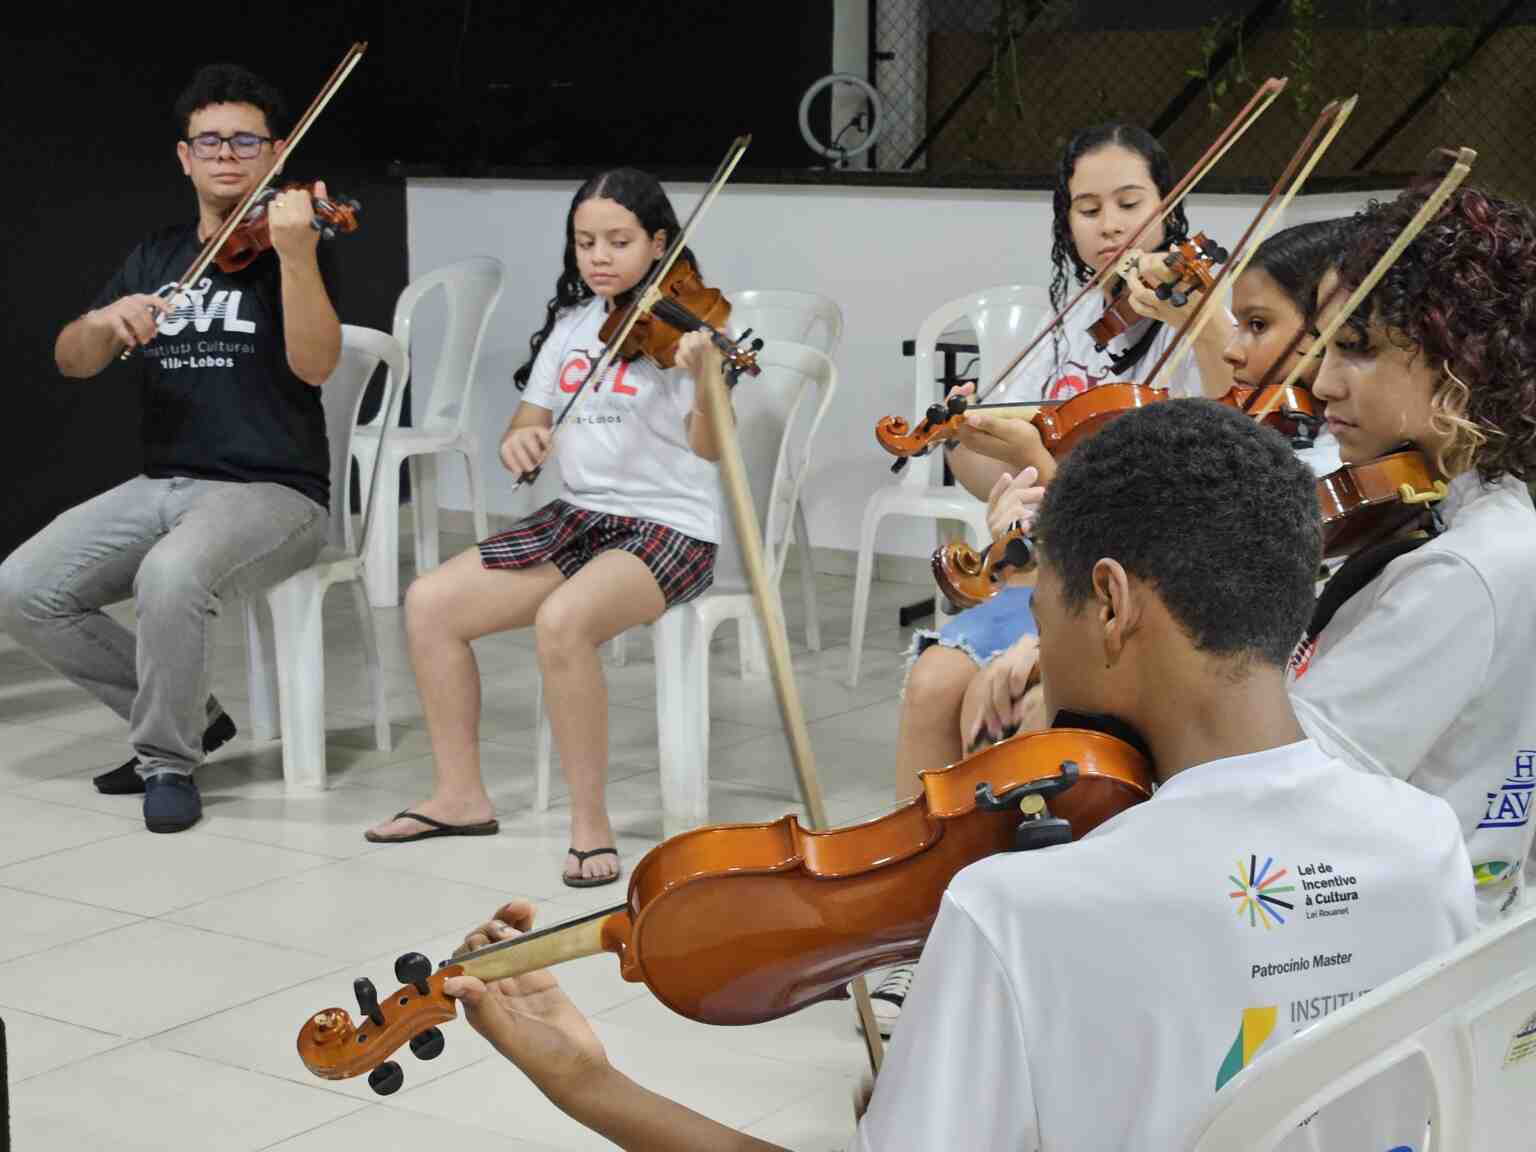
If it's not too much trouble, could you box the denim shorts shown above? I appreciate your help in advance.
[908,584,1037,668]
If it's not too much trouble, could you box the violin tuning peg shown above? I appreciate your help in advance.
[1154,282,1173,302]
[368,1061,405,1096]
[344,197,362,211]
[394,952,433,996]
[354,977,386,1027]
[1169,290,1188,308]
[409,1026,446,1061]
[750,338,764,352]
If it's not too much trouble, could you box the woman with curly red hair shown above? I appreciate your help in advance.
[1289,181,1536,924]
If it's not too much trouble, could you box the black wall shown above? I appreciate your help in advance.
[3,3,833,555]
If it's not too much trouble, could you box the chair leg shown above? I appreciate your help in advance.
[795,505,821,652]
[350,438,378,556]
[410,454,441,577]
[739,616,767,680]
[348,577,391,752]
[266,572,329,793]
[655,607,707,838]
[847,504,886,688]
[364,450,402,608]
[462,445,490,543]
[243,598,280,742]
[534,678,554,813]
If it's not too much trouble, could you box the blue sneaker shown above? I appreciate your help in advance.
[143,773,202,833]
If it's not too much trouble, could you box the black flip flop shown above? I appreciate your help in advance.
[564,846,621,888]
[364,810,500,844]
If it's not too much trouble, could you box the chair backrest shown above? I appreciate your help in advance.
[323,325,407,555]
[374,255,504,435]
[722,289,844,357]
[1188,904,1536,1152]
[710,341,837,594]
[901,283,1051,491]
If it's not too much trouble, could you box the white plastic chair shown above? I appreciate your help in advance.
[606,288,844,671]
[244,325,406,792]
[1188,904,1536,1151]
[847,284,1049,686]
[533,342,837,837]
[354,256,504,607]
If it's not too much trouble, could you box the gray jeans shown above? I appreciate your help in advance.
[0,475,327,776]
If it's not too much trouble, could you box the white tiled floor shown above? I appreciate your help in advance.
[0,536,926,1150]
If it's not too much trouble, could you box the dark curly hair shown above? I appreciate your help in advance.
[1034,399,1320,668]
[173,63,287,138]
[513,168,696,390]
[1336,183,1536,483]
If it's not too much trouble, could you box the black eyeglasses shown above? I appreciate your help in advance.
[185,132,272,160]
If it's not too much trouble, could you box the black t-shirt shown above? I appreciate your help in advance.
[90,223,332,507]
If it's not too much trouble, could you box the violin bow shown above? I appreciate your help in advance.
[1143,93,1359,390]
[516,135,752,487]
[694,307,888,1076]
[966,76,1288,404]
[1248,146,1477,423]
[120,42,367,360]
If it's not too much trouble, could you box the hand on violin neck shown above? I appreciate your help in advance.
[958,411,1052,474]
[443,901,612,1115]
[986,467,1044,541]
[674,329,724,380]
[268,181,323,262]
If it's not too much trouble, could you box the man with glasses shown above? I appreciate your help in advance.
[0,63,340,832]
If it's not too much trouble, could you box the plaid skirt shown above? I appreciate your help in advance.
[479,500,716,607]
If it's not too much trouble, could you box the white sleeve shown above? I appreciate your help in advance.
[853,895,1040,1152]
[520,310,573,412]
[997,312,1060,403]
[1291,551,1496,780]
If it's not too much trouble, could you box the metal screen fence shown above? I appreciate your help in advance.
[867,0,1536,195]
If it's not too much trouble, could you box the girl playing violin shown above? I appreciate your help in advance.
[876,123,1235,1032]
[365,170,731,888]
[1288,183,1536,923]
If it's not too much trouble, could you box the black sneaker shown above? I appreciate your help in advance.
[143,772,202,833]
[93,713,237,795]
[857,964,914,1040]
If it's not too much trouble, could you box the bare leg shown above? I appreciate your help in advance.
[894,645,979,801]
[534,550,667,881]
[367,547,564,840]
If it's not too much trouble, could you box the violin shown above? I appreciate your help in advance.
[1088,232,1228,351]
[876,381,1168,471]
[214,182,361,273]
[297,724,1153,1093]
[599,260,761,378]
[1219,382,1322,448]
[1315,450,1447,558]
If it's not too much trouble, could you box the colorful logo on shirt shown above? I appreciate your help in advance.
[1046,373,1087,400]
[1473,860,1517,889]
[1215,1006,1277,1091]
[558,348,638,396]
[1287,635,1316,680]
[1229,855,1296,928]
[1477,751,1535,830]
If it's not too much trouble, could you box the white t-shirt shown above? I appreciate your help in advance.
[522,297,721,543]
[998,292,1210,404]
[854,740,1475,1152]
[1290,472,1536,924]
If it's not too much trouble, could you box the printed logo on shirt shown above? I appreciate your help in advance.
[1215,1006,1277,1090]
[1473,859,1518,889]
[1298,859,1361,920]
[1287,635,1316,680]
[1250,952,1353,981]
[1229,854,1296,928]
[152,277,257,338]
[1476,751,1535,830]
[1291,987,1371,1026]
[558,348,639,396]
[1046,373,1088,400]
